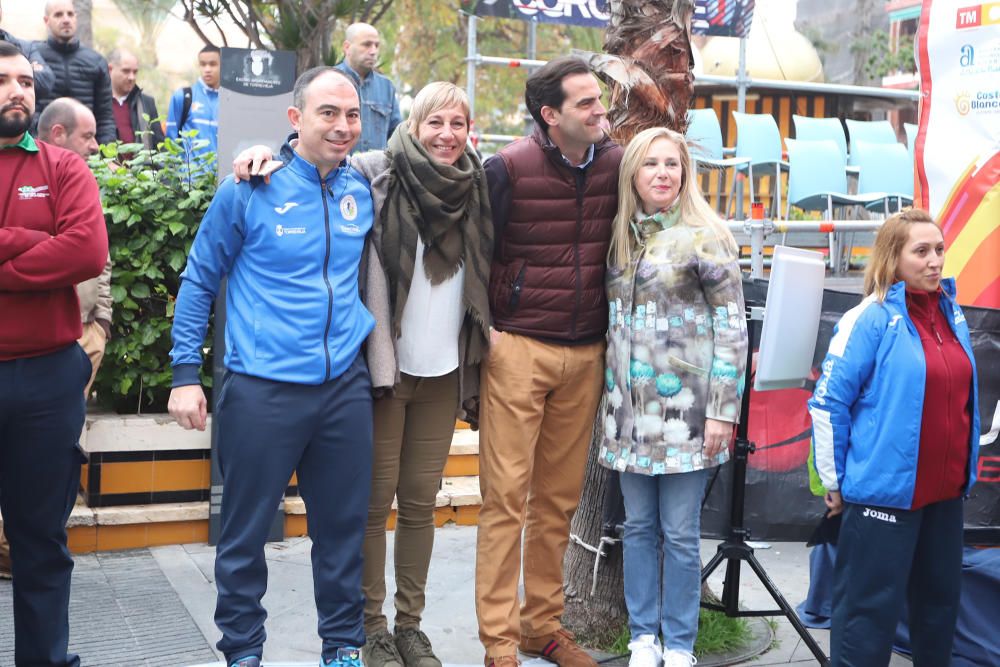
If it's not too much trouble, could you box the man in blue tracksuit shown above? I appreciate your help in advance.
[165,44,220,165]
[169,66,374,667]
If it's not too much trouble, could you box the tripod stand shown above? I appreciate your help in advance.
[700,303,830,666]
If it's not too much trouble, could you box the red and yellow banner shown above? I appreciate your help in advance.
[918,0,1000,307]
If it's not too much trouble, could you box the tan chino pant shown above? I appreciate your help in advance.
[78,320,107,398]
[363,371,458,633]
[475,333,604,657]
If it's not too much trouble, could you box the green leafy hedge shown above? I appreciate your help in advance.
[90,139,217,413]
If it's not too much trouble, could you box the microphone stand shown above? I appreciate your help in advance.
[700,301,830,666]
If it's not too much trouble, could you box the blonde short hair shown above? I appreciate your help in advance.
[405,82,470,135]
[863,208,939,301]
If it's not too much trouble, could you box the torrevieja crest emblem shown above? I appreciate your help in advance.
[340,194,358,221]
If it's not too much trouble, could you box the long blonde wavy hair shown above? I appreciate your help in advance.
[608,127,738,270]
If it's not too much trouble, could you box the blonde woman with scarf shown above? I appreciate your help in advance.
[601,127,747,667]
[233,81,493,667]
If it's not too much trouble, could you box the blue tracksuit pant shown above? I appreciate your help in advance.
[0,343,90,667]
[831,497,964,667]
[213,353,373,664]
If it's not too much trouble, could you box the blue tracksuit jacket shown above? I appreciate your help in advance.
[170,151,375,385]
[808,278,979,509]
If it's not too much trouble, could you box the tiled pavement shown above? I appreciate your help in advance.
[1,526,912,666]
[0,549,216,666]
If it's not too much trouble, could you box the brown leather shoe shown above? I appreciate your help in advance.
[484,655,519,667]
[519,628,597,667]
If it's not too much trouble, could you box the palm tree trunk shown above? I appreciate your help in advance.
[74,0,94,47]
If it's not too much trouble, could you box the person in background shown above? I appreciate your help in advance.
[34,0,115,143]
[808,208,980,667]
[0,40,108,666]
[108,47,164,151]
[37,97,113,398]
[335,22,401,153]
[166,44,220,163]
[601,127,747,667]
[0,0,54,102]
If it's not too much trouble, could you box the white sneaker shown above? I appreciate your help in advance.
[627,634,662,667]
[662,648,697,667]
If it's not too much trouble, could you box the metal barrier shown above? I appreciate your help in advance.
[727,219,884,279]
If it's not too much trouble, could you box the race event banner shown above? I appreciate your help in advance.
[917,0,1000,308]
[462,0,610,28]
[701,281,1000,543]
[692,0,755,38]
[461,0,753,34]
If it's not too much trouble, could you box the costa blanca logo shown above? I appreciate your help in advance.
[17,184,50,200]
[955,89,1000,115]
[862,507,897,523]
[955,91,972,115]
[340,194,358,221]
[274,201,299,215]
[275,224,306,237]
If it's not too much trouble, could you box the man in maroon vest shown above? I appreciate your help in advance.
[476,56,624,667]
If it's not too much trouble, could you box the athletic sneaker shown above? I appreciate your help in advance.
[627,634,662,667]
[323,646,364,667]
[662,648,697,667]
[229,656,261,667]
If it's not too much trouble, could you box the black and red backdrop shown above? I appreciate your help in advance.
[700,280,1000,543]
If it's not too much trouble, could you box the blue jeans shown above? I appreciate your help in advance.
[620,468,709,652]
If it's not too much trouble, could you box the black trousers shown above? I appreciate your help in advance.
[0,344,90,667]
[831,497,964,667]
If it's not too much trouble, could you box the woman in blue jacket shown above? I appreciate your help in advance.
[808,208,980,666]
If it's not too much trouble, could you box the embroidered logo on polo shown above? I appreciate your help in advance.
[275,224,306,237]
[340,194,358,221]
[17,184,50,200]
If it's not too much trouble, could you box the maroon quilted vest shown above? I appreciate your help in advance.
[490,129,623,342]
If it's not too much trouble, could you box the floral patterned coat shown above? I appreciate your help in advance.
[599,208,748,476]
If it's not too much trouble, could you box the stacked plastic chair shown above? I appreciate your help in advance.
[792,115,848,161]
[784,139,881,219]
[785,138,882,271]
[793,114,857,178]
[732,111,789,218]
[845,119,897,166]
[686,108,752,217]
[852,139,915,214]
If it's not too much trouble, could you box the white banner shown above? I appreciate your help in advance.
[918,0,1000,307]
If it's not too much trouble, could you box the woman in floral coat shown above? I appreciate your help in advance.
[601,127,748,667]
